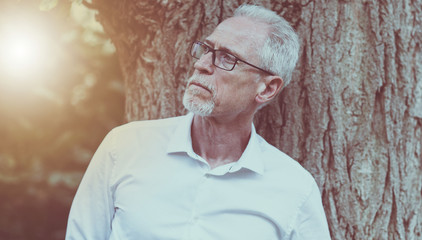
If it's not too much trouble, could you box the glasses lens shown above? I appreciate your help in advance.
[191,42,208,59]
[190,41,236,71]
[215,51,236,70]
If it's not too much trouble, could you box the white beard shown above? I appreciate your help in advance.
[182,74,216,116]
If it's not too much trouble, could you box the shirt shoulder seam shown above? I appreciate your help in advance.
[285,176,315,237]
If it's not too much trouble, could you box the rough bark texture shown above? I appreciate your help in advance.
[90,0,421,239]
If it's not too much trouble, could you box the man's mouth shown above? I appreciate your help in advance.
[189,82,212,93]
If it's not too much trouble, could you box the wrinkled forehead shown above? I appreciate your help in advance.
[206,16,269,59]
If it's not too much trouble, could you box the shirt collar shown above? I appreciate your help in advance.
[166,112,195,155]
[232,124,264,175]
[167,113,265,175]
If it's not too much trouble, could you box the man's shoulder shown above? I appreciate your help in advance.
[112,114,187,135]
[256,135,314,182]
[101,114,190,156]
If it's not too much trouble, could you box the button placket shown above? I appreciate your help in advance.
[188,173,209,239]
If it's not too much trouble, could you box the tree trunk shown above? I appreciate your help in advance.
[91,0,421,239]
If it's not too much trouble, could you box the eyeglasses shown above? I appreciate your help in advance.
[190,41,274,75]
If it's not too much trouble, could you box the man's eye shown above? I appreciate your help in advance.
[221,53,236,63]
[199,45,209,54]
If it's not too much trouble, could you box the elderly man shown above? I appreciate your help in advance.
[66,4,331,240]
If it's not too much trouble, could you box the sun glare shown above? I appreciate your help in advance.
[4,34,40,72]
[0,12,56,86]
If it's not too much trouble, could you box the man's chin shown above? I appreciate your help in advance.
[183,93,214,116]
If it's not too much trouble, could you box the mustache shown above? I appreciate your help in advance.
[187,74,216,93]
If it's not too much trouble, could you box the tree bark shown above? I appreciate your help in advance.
[91,0,421,239]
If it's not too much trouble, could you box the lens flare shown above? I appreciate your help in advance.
[0,13,56,86]
[2,35,38,73]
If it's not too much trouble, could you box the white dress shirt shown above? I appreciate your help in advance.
[66,113,331,240]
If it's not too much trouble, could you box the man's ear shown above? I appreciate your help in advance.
[255,76,284,104]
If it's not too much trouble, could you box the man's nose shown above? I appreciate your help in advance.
[194,52,214,74]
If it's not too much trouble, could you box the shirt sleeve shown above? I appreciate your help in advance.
[289,181,332,240]
[65,130,116,240]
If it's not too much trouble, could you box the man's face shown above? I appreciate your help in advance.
[183,16,269,118]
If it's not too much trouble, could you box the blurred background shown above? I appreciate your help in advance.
[0,0,124,239]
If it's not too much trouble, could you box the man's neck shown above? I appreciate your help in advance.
[191,114,253,169]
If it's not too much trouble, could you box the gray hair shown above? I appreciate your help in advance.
[233,4,300,88]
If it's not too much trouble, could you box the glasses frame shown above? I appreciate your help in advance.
[191,41,275,76]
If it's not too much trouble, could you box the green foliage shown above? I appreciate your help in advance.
[39,0,58,11]
[0,1,124,239]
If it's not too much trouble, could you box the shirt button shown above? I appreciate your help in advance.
[189,216,198,224]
